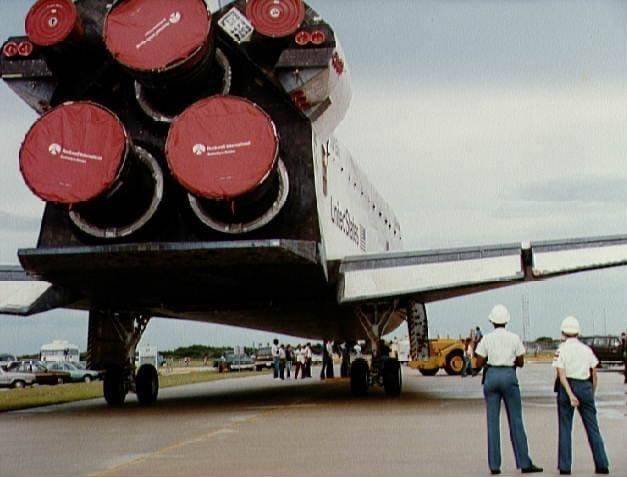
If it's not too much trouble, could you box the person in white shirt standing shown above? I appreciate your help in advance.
[294,345,305,379]
[553,316,609,475]
[304,343,313,378]
[271,339,279,379]
[475,305,542,475]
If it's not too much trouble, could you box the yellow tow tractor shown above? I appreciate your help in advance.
[408,338,476,376]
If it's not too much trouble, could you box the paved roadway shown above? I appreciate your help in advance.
[0,363,625,477]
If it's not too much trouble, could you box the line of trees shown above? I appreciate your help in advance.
[161,345,254,360]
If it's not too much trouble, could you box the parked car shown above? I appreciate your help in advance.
[254,347,273,371]
[580,335,623,365]
[6,361,70,385]
[0,353,17,368]
[46,362,101,383]
[0,366,35,388]
[216,353,255,372]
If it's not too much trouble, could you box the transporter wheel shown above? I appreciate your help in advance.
[383,359,402,397]
[419,367,439,376]
[350,358,369,397]
[12,380,25,389]
[83,375,92,383]
[135,364,159,406]
[104,366,128,407]
[444,350,465,376]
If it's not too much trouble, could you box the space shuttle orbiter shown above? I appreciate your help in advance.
[1,0,626,404]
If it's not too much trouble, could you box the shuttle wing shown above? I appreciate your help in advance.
[0,266,70,316]
[338,235,627,304]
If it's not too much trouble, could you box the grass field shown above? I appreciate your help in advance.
[0,370,266,413]
[526,351,556,362]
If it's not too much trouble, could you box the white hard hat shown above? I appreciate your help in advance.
[561,316,580,335]
[488,304,511,324]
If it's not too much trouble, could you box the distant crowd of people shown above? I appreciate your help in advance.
[271,339,314,380]
[270,339,354,380]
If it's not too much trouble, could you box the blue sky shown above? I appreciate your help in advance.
[1,0,627,354]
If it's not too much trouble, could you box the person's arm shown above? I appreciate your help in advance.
[474,338,487,370]
[515,336,526,368]
[591,367,597,395]
[557,367,579,407]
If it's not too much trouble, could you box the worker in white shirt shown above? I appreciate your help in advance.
[278,344,286,380]
[553,316,609,475]
[271,339,279,379]
[294,345,305,379]
[474,304,542,475]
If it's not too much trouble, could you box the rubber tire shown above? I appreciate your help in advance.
[136,364,159,406]
[444,350,465,376]
[12,380,25,389]
[350,358,369,397]
[104,366,127,407]
[419,368,439,376]
[383,359,402,396]
[83,375,92,383]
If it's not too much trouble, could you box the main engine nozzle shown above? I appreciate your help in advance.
[166,95,289,234]
[19,101,163,239]
[104,0,229,122]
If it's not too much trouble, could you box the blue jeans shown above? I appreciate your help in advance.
[483,367,532,471]
[557,380,609,472]
[462,356,471,376]
[273,357,280,378]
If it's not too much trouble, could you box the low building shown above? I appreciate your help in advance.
[40,340,80,363]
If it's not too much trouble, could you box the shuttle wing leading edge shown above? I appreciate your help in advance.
[338,235,627,304]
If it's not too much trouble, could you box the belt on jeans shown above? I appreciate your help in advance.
[567,377,590,382]
[482,365,515,385]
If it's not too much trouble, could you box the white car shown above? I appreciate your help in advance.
[0,366,35,388]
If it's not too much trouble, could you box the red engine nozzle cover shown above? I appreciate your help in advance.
[25,0,81,47]
[166,96,279,201]
[245,0,305,38]
[103,0,211,73]
[19,102,127,204]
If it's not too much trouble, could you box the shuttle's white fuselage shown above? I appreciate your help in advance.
[312,133,403,269]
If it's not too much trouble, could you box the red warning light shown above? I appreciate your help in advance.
[2,41,18,58]
[310,30,326,45]
[295,30,310,46]
[18,40,34,57]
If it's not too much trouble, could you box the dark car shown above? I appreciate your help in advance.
[580,336,623,365]
[6,361,71,385]
[215,353,255,372]
[254,346,273,371]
